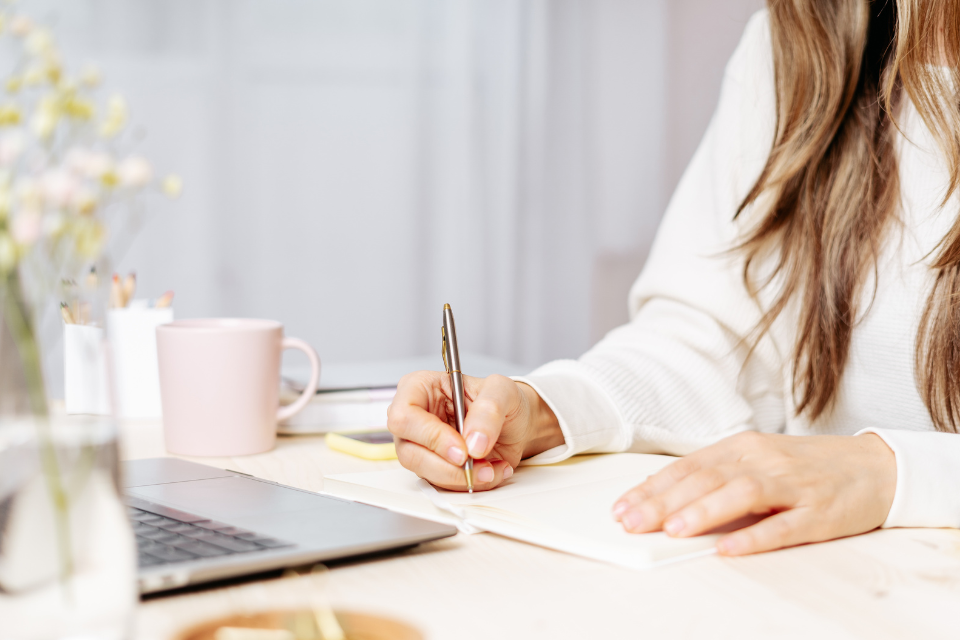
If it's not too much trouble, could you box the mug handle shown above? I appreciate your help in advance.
[277,337,321,422]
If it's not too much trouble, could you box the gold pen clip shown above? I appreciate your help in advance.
[441,326,450,374]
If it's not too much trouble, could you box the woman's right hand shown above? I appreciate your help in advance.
[387,371,565,491]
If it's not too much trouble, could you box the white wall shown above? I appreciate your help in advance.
[22,0,762,376]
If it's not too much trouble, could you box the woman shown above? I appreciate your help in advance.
[387,0,960,556]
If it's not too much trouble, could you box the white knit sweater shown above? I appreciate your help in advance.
[517,10,960,529]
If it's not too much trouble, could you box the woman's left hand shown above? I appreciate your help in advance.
[612,432,897,556]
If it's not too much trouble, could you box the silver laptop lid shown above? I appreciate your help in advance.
[124,458,456,593]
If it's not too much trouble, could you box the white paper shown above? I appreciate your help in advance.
[324,453,722,569]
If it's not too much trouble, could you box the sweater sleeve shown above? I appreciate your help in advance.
[856,429,960,528]
[519,10,786,465]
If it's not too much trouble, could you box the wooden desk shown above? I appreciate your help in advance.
[124,421,960,640]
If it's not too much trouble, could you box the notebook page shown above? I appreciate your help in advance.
[323,453,718,568]
[438,453,676,507]
[323,453,675,513]
[460,474,721,567]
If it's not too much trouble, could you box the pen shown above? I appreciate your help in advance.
[154,290,174,308]
[441,303,474,493]
[109,273,124,309]
[85,266,97,290]
[122,271,136,306]
[60,302,76,324]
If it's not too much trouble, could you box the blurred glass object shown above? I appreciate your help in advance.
[0,415,136,640]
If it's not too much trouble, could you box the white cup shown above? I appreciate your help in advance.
[63,324,110,415]
[108,305,174,419]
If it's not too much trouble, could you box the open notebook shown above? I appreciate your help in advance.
[323,453,722,570]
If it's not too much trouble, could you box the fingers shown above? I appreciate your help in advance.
[389,370,520,491]
[395,439,513,492]
[388,372,469,467]
[612,432,770,529]
[612,456,704,525]
[471,457,514,489]
[462,374,520,459]
[615,465,734,534]
[659,475,766,538]
[717,508,814,556]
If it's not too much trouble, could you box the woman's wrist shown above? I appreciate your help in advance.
[856,432,897,520]
[517,381,565,459]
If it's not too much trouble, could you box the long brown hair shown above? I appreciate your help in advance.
[738,0,960,431]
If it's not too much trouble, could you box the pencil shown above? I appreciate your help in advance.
[86,266,98,290]
[60,302,76,324]
[109,273,124,308]
[62,279,80,321]
[154,290,174,308]
[122,272,136,306]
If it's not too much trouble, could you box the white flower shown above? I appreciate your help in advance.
[0,132,24,166]
[31,96,58,140]
[69,187,97,215]
[11,209,42,245]
[117,156,152,188]
[9,16,33,37]
[99,94,127,137]
[15,178,43,210]
[162,174,183,198]
[23,66,45,86]
[25,29,54,55]
[86,151,113,178]
[80,66,101,87]
[42,211,65,236]
[65,148,113,179]
[41,169,79,208]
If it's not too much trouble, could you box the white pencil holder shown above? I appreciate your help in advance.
[107,304,174,419]
[63,323,111,415]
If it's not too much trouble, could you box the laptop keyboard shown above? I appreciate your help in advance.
[129,506,294,568]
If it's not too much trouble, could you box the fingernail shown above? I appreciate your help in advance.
[622,511,643,531]
[718,537,740,555]
[502,465,514,480]
[466,432,488,458]
[664,517,685,535]
[612,501,629,519]
[477,465,494,483]
[447,446,466,466]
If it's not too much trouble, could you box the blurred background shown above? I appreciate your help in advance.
[31,0,762,374]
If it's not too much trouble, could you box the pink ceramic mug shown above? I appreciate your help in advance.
[156,318,320,456]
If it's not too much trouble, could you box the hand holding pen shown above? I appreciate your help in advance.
[386,305,565,492]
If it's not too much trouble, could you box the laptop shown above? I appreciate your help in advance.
[124,457,456,594]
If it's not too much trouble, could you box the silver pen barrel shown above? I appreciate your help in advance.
[450,369,473,492]
[443,304,474,492]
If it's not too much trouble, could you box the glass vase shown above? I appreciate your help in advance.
[0,270,137,640]
[0,418,137,640]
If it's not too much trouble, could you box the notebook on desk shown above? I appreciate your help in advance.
[323,453,723,570]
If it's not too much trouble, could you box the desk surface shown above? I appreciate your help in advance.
[124,421,960,640]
